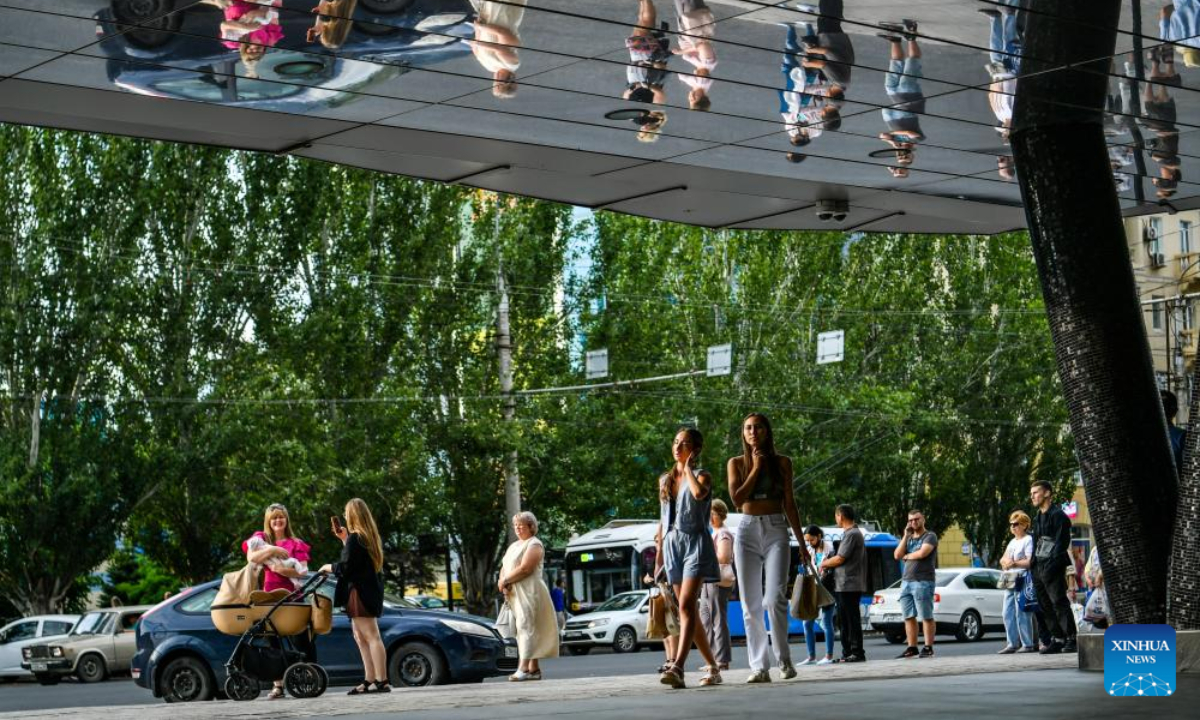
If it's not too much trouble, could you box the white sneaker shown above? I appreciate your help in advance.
[816,657,833,666]
[797,657,814,666]
[779,661,797,679]
[745,669,772,684]
[794,3,819,13]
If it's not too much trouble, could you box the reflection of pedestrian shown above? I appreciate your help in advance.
[1161,2,1200,68]
[307,0,357,49]
[625,0,671,106]
[469,0,527,98]
[877,21,925,178]
[210,0,284,79]
[794,0,855,92]
[778,22,842,158]
[673,0,716,110]
[979,1,1022,78]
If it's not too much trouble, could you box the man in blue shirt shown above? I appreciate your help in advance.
[551,577,566,631]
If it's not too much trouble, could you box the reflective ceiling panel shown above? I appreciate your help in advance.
[0,0,1196,231]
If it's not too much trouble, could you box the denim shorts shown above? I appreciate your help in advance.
[898,580,935,620]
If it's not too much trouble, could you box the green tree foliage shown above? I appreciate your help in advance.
[98,547,183,607]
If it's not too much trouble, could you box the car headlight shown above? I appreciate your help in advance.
[51,647,64,658]
[587,618,610,629]
[21,648,31,660]
[440,619,496,638]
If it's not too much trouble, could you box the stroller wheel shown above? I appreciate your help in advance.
[224,672,260,702]
[284,662,324,699]
[313,664,329,696]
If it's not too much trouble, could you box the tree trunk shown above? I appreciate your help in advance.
[26,391,41,469]
[1011,0,1174,625]
[497,260,521,545]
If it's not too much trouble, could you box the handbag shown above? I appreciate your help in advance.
[998,569,1022,590]
[790,557,821,621]
[814,580,835,609]
[645,589,668,639]
[1017,571,1039,613]
[1083,586,1109,626]
[495,602,516,639]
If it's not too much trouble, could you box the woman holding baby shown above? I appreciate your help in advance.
[243,503,313,700]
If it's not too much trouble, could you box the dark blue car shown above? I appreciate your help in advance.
[132,578,516,702]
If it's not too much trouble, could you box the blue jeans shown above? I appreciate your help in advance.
[803,603,836,658]
[898,580,935,620]
[987,0,1022,73]
[1003,588,1034,648]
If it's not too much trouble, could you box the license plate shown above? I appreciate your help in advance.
[564,633,586,641]
[503,646,518,658]
[881,614,901,623]
[31,662,47,672]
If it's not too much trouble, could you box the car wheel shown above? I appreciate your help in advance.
[111,0,183,49]
[955,610,983,642]
[388,642,448,687]
[159,656,214,703]
[566,645,591,656]
[76,654,108,683]
[884,632,906,645]
[360,0,417,13]
[34,673,61,686]
[612,627,638,654]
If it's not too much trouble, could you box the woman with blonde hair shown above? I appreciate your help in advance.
[243,503,311,699]
[498,511,559,680]
[998,510,1036,653]
[319,498,387,694]
[306,0,357,49]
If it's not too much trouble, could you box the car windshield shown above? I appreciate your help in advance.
[596,593,643,612]
[71,612,111,635]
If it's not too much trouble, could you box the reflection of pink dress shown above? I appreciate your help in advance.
[221,0,284,50]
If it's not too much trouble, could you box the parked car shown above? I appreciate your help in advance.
[560,590,663,656]
[867,568,1006,643]
[0,615,79,680]
[21,606,151,684]
[132,576,517,702]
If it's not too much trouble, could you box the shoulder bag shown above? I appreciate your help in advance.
[495,601,516,638]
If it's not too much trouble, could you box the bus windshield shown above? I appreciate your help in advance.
[564,547,635,611]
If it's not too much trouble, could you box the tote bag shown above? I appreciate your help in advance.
[495,602,516,639]
[790,574,819,621]
[645,589,669,639]
[1018,571,1039,613]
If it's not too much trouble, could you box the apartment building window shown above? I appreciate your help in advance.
[1152,295,1164,330]
[1182,220,1193,255]
[1184,300,1195,331]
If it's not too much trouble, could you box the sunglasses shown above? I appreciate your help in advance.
[1009,522,1022,527]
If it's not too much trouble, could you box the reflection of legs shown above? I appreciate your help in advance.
[734,525,770,672]
[763,529,792,667]
[672,577,718,671]
[637,0,657,32]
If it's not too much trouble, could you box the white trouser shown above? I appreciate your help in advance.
[734,513,792,671]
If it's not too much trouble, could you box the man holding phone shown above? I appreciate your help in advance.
[893,510,938,659]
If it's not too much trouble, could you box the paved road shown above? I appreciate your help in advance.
[0,635,1009,712]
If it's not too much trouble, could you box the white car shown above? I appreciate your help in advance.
[0,615,79,679]
[561,590,663,655]
[867,568,1006,643]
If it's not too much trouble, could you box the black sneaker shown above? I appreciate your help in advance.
[1039,640,1064,655]
[896,646,919,659]
[918,645,934,658]
[1062,638,1077,654]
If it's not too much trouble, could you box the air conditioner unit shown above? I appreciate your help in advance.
[1144,223,1158,243]
[1152,252,1167,267]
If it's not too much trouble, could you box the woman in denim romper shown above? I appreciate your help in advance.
[655,427,721,689]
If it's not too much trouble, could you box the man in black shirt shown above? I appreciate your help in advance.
[1029,480,1076,653]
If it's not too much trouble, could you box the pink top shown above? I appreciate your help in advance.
[242,532,311,593]
[222,1,284,50]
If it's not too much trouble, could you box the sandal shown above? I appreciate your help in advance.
[347,681,371,695]
[371,680,392,693]
[266,687,285,700]
[659,663,686,689]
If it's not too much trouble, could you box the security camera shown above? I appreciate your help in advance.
[815,199,849,223]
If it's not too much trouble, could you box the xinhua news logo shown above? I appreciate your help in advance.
[1104,624,1176,697]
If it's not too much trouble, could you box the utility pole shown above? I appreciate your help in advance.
[494,208,522,545]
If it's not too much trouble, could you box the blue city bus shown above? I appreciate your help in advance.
[564,517,901,638]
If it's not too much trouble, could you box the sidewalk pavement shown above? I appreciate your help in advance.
[6,653,1194,720]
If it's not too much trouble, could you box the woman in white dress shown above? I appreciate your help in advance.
[497,511,559,680]
[469,0,527,98]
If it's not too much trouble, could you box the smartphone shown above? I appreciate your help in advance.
[330,515,345,532]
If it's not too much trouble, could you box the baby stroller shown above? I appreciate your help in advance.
[211,570,334,701]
